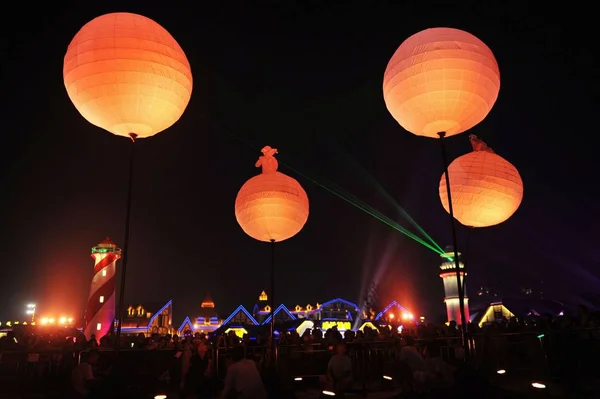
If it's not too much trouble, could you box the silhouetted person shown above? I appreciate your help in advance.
[220,345,266,399]
[71,350,100,398]
[320,342,353,394]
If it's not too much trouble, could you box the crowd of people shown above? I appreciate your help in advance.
[0,305,598,398]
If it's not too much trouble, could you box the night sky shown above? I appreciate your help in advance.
[0,2,597,324]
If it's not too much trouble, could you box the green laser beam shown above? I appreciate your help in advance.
[330,142,445,255]
[223,129,446,256]
[316,178,445,255]
[284,163,444,254]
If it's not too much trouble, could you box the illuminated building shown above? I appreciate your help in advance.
[439,248,470,324]
[120,300,173,336]
[295,320,354,337]
[196,294,221,328]
[252,291,327,324]
[177,294,222,335]
[177,317,195,335]
[84,238,121,340]
[475,299,566,327]
[262,304,297,325]
[252,290,272,323]
[477,302,514,327]
[221,298,362,328]
[221,305,259,327]
[174,294,415,336]
[318,298,359,321]
[374,301,414,323]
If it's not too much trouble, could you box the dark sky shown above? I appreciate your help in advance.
[0,1,597,324]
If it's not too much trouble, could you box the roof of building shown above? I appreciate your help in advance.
[99,237,116,245]
[120,300,171,328]
[471,298,570,324]
[201,293,215,308]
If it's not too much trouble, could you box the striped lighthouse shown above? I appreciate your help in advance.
[84,238,122,340]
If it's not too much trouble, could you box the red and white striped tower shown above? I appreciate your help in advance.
[84,238,122,340]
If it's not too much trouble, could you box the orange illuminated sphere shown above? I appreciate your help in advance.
[63,13,193,138]
[439,149,523,228]
[235,163,309,243]
[383,27,500,138]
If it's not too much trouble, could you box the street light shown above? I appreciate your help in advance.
[26,304,36,323]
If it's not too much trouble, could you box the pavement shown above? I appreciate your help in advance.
[7,375,600,398]
[295,389,402,398]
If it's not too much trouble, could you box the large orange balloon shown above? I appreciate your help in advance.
[235,146,309,242]
[383,27,500,138]
[439,136,523,228]
[64,13,193,138]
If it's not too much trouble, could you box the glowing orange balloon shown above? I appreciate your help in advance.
[383,27,500,138]
[235,146,309,242]
[439,135,523,228]
[64,13,193,138]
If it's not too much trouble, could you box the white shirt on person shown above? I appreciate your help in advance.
[71,362,94,396]
[400,345,426,372]
[223,359,267,399]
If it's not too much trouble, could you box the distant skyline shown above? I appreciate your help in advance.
[0,3,597,323]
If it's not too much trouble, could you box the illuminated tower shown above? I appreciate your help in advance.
[439,247,470,324]
[84,238,122,340]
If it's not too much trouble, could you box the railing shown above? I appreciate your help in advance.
[2,329,600,396]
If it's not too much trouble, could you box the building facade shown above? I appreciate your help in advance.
[121,300,173,336]
[439,248,470,324]
[178,294,222,335]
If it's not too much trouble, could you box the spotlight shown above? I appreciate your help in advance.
[497,369,506,374]
[322,390,336,396]
[383,375,393,380]
[294,377,303,381]
[154,395,167,399]
[531,382,546,389]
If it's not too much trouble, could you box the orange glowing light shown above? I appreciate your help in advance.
[235,146,309,242]
[40,318,48,325]
[389,313,395,319]
[440,135,523,228]
[64,12,193,138]
[383,27,500,138]
[48,318,55,324]
[59,317,67,324]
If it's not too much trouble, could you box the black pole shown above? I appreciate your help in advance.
[269,239,277,366]
[462,227,474,295]
[115,132,137,354]
[438,131,470,360]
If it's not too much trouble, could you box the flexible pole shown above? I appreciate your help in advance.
[115,132,138,354]
[438,131,469,360]
[270,239,277,367]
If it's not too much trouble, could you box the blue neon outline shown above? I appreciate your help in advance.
[119,300,172,332]
[320,298,360,310]
[374,301,410,320]
[178,316,193,332]
[222,305,258,326]
[262,304,297,325]
[147,300,172,328]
